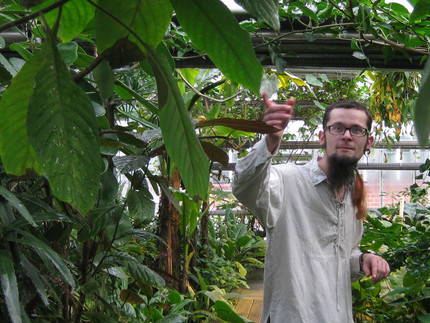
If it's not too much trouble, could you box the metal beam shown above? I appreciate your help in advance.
[279,141,429,150]
[212,162,423,171]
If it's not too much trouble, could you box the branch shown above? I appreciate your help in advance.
[72,53,105,82]
[360,33,429,56]
[0,0,70,33]
[255,21,429,57]
[371,2,427,45]
[176,69,242,103]
[254,22,357,49]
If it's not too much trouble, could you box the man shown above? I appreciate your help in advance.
[232,94,390,323]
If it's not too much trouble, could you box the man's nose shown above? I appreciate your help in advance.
[342,129,353,139]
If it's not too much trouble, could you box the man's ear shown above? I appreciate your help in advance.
[367,135,374,150]
[318,130,325,145]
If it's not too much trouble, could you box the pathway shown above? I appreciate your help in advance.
[234,271,264,322]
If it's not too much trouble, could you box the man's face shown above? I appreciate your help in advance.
[318,108,374,163]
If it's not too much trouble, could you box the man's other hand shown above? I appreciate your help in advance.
[362,253,391,284]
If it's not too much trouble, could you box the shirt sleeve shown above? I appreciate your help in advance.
[350,247,363,281]
[350,220,364,281]
[232,137,284,229]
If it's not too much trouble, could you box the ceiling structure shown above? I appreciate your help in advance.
[1,13,425,75]
[173,14,425,78]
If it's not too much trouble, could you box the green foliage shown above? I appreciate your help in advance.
[172,0,263,94]
[0,0,429,322]
[415,58,430,146]
[195,205,265,291]
[27,31,101,214]
[353,160,430,322]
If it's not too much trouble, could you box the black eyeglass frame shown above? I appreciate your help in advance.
[325,125,370,137]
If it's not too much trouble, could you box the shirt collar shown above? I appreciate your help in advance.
[307,158,328,186]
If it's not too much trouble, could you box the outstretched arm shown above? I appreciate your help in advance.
[262,92,295,154]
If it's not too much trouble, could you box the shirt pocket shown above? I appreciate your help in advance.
[303,196,339,261]
[307,231,338,260]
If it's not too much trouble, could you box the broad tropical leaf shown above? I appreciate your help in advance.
[234,0,280,31]
[112,155,150,173]
[127,260,165,289]
[93,59,114,100]
[112,252,165,287]
[17,230,75,288]
[127,190,155,223]
[0,250,21,323]
[27,34,101,215]
[410,0,430,22]
[213,300,252,323]
[95,0,173,54]
[200,141,229,167]
[146,44,210,199]
[43,0,96,42]
[414,57,430,146]
[0,48,45,176]
[171,0,263,93]
[57,42,79,67]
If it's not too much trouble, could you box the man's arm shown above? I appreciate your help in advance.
[232,94,295,227]
[262,92,295,154]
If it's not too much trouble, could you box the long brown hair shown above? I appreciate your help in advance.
[353,170,367,220]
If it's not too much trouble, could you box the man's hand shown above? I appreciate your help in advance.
[262,92,295,154]
[362,253,391,284]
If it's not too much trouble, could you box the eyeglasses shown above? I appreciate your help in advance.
[326,125,369,137]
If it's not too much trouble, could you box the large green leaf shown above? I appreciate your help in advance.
[0,250,21,323]
[127,190,155,223]
[20,255,49,306]
[17,230,75,288]
[95,0,173,54]
[171,0,263,94]
[234,0,280,31]
[0,186,35,227]
[200,141,229,167]
[0,48,45,176]
[213,300,252,323]
[43,0,95,42]
[126,259,165,289]
[26,35,101,215]
[57,42,79,67]
[147,44,210,199]
[93,59,114,100]
[410,0,430,22]
[414,57,430,146]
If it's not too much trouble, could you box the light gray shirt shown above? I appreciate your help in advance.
[232,138,363,323]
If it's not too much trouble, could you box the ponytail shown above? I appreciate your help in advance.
[353,170,367,220]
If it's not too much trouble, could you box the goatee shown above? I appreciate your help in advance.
[327,155,358,190]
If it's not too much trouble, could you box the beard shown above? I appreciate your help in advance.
[327,154,358,190]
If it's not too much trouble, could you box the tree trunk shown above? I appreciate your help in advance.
[158,169,182,290]
[200,200,209,265]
